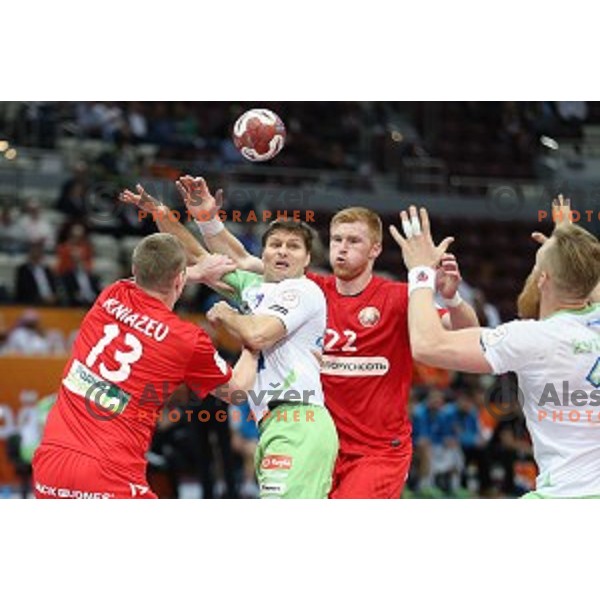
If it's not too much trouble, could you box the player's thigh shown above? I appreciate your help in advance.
[330,452,411,499]
[256,406,338,499]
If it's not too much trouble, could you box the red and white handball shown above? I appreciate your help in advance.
[232,108,286,162]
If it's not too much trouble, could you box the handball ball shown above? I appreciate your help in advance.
[232,108,286,162]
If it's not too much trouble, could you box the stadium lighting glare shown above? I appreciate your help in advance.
[0,140,9,152]
[391,130,404,143]
[5,148,17,160]
[540,135,559,151]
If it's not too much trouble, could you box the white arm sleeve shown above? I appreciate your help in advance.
[481,319,547,375]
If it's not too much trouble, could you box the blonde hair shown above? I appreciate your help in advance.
[544,224,600,299]
[132,233,187,293]
[331,207,382,244]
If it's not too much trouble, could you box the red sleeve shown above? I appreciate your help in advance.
[183,331,233,398]
[306,271,329,290]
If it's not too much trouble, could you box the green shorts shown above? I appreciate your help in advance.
[255,403,339,499]
[522,491,600,499]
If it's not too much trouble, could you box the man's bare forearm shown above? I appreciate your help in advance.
[152,207,207,264]
[201,229,264,273]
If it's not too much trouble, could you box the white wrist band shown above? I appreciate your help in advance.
[443,292,463,308]
[195,217,224,238]
[408,266,436,294]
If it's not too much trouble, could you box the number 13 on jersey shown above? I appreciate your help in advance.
[86,324,144,384]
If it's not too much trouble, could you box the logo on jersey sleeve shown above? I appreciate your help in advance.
[481,326,508,349]
[358,306,381,328]
[278,289,300,310]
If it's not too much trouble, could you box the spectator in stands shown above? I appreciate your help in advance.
[125,102,148,142]
[55,222,94,276]
[0,321,8,355]
[485,413,533,497]
[412,388,463,495]
[0,205,24,252]
[17,199,55,250]
[55,161,90,220]
[444,389,486,492]
[15,242,58,305]
[54,221,100,305]
[59,244,101,306]
[5,309,51,355]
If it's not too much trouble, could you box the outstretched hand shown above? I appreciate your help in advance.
[532,194,571,246]
[389,206,454,270]
[176,175,224,221]
[436,253,462,300]
[119,184,166,216]
[186,255,237,292]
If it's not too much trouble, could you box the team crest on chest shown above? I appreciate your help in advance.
[358,306,381,328]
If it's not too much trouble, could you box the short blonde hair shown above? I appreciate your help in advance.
[132,233,187,293]
[331,207,382,244]
[544,224,600,299]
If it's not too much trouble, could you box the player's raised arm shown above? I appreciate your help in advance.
[120,185,236,295]
[390,206,492,374]
[177,175,265,274]
[120,184,207,265]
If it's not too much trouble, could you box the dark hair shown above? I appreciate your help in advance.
[261,220,316,253]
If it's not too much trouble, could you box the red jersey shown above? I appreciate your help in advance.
[307,273,412,454]
[39,279,232,480]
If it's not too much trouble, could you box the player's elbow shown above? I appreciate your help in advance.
[241,330,272,352]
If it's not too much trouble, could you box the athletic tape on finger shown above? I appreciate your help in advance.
[401,217,414,239]
[410,215,422,236]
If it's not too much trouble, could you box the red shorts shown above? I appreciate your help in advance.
[32,444,157,500]
[329,447,412,499]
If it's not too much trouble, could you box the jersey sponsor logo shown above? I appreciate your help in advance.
[213,351,229,376]
[267,304,289,316]
[260,482,287,496]
[63,359,131,416]
[481,325,508,349]
[35,482,115,500]
[261,454,293,470]
[358,306,381,328]
[320,355,390,376]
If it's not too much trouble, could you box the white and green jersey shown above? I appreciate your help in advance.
[482,303,600,497]
[223,271,327,422]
